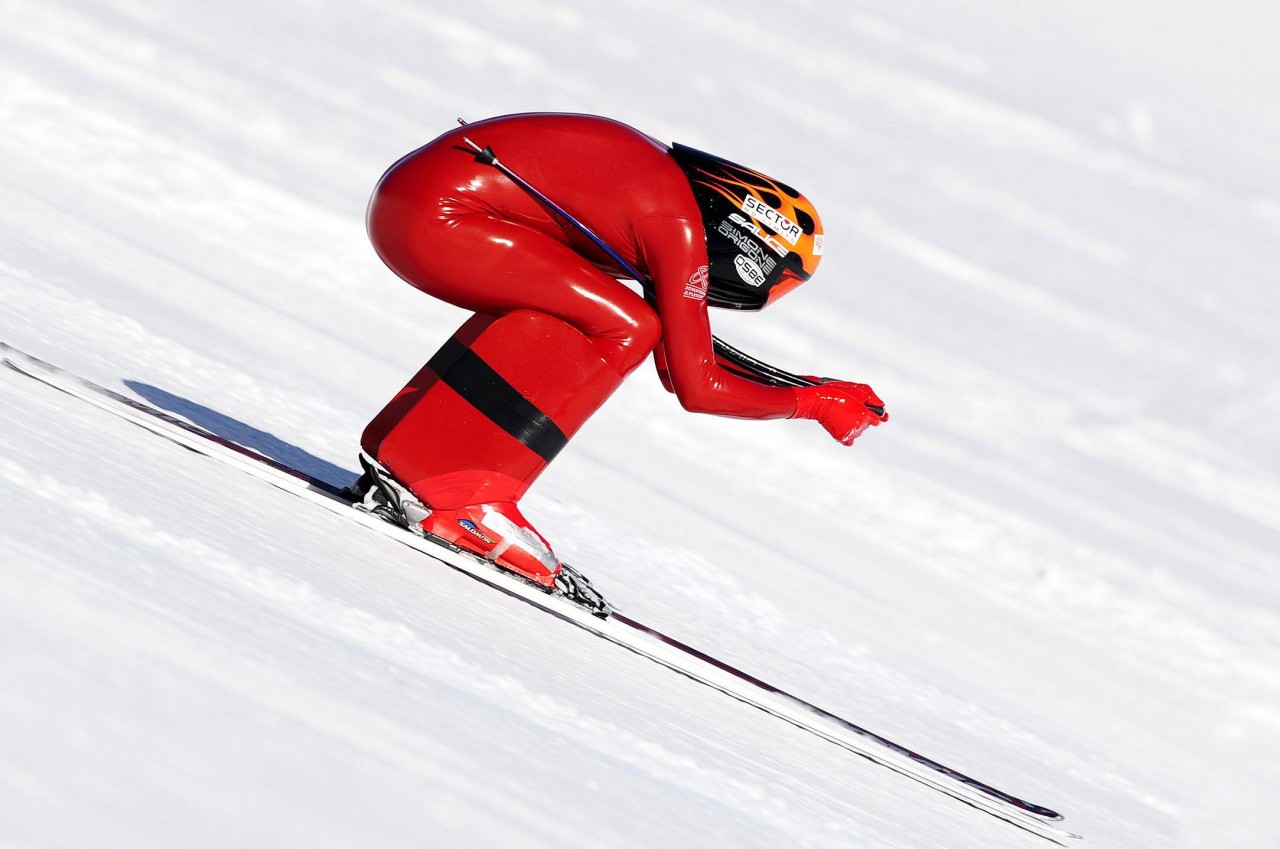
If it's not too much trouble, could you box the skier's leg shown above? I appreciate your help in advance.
[369,308,626,507]
[360,207,659,585]
[368,200,661,377]
[361,309,634,587]
[362,208,661,458]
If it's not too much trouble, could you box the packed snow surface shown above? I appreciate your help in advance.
[3,1,1279,847]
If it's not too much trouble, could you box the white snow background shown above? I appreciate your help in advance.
[2,1,1279,847]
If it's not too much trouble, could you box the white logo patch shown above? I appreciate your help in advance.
[734,255,767,287]
[812,233,824,256]
[683,265,709,300]
[742,195,803,246]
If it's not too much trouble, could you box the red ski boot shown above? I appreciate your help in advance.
[419,501,559,588]
[352,453,609,618]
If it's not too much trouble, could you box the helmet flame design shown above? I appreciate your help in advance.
[670,143,823,310]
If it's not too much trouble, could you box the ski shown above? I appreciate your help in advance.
[1,343,1080,844]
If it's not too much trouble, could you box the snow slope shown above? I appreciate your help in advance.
[2,1,1279,846]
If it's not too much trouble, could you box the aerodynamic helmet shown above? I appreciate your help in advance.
[669,143,823,310]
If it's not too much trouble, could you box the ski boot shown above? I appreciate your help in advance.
[349,454,610,616]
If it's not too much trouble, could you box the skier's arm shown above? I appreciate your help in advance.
[651,341,765,395]
[652,344,677,393]
[635,216,797,419]
[636,216,889,443]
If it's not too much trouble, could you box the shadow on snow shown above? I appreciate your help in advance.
[125,380,357,489]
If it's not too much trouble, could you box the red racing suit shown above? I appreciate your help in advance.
[367,113,800,418]
[361,113,876,512]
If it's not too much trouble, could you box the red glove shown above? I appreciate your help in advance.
[792,381,888,446]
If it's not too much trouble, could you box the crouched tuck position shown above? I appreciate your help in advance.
[353,113,887,609]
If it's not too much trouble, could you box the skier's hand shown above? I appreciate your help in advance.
[793,382,888,446]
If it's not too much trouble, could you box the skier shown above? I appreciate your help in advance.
[355,113,887,604]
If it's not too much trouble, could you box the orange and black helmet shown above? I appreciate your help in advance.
[670,143,823,310]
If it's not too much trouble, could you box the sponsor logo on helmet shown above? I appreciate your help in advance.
[684,265,710,301]
[727,212,789,257]
[812,233,825,256]
[734,255,767,287]
[717,218,779,276]
[457,518,496,545]
[742,195,803,245]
